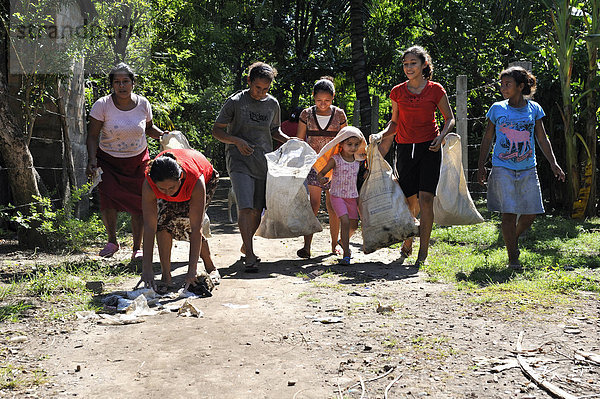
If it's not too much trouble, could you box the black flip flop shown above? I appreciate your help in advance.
[244,258,260,273]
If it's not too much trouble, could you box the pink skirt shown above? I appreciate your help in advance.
[96,148,149,215]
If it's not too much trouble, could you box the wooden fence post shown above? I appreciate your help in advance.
[456,75,468,179]
[509,60,532,71]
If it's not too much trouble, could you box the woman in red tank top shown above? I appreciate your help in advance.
[137,149,220,292]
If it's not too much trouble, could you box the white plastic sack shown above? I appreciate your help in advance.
[256,140,322,238]
[360,142,418,254]
[160,130,192,150]
[433,133,484,226]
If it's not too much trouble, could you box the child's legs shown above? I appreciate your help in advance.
[402,194,420,252]
[417,191,434,261]
[325,190,340,250]
[501,213,519,264]
[517,214,536,238]
[339,215,351,258]
[330,197,358,258]
[156,229,173,283]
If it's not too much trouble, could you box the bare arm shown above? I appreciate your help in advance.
[86,117,103,177]
[477,119,496,186]
[316,157,337,185]
[377,101,399,157]
[186,176,207,287]
[534,119,565,182]
[145,119,164,140]
[212,122,254,156]
[296,120,307,141]
[139,180,158,290]
[429,93,456,152]
[272,128,291,143]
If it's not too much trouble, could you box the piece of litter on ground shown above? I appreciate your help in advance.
[126,288,159,300]
[177,299,203,317]
[564,326,581,334]
[313,316,344,324]
[222,303,249,309]
[125,295,158,317]
[76,311,99,321]
[97,313,145,325]
[9,336,28,343]
[376,302,394,313]
[117,298,133,312]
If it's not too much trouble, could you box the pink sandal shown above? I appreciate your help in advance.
[99,242,119,258]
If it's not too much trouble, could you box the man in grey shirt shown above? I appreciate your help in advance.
[213,62,291,272]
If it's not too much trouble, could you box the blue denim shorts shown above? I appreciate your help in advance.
[487,166,544,214]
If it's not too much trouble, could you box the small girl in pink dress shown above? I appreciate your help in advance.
[316,126,365,265]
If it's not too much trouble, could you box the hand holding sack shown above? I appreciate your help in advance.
[433,133,483,225]
[359,142,418,254]
[256,140,322,238]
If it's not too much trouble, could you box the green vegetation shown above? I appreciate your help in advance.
[0,259,137,323]
[0,363,47,390]
[0,186,105,253]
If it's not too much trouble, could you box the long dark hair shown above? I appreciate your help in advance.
[148,152,182,183]
[402,46,433,80]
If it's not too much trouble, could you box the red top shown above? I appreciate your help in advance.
[146,149,213,202]
[390,81,445,144]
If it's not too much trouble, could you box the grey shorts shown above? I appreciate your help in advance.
[229,172,266,211]
[487,166,544,214]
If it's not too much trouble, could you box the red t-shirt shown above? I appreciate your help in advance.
[390,81,445,144]
[146,148,213,202]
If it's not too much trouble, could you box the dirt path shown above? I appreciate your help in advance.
[4,182,600,398]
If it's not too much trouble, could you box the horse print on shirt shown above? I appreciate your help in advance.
[496,117,533,163]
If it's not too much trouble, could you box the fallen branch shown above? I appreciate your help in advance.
[359,376,366,399]
[575,350,600,366]
[384,374,403,399]
[517,331,578,399]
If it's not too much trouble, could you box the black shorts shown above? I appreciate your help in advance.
[394,140,441,197]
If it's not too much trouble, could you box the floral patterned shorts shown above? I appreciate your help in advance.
[156,170,219,240]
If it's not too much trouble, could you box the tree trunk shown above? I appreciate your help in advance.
[0,20,40,207]
[349,0,371,135]
[584,3,599,216]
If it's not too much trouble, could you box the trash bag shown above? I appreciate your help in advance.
[160,130,192,150]
[359,142,418,254]
[433,133,484,226]
[256,140,322,238]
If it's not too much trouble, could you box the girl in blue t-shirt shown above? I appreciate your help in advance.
[477,66,565,271]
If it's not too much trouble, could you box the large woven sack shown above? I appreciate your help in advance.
[433,134,483,226]
[160,130,192,150]
[256,140,322,238]
[359,142,418,254]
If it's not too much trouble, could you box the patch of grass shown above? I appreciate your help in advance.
[0,363,47,389]
[306,297,320,304]
[409,334,457,359]
[0,259,135,322]
[297,291,310,298]
[416,215,600,311]
[0,301,33,322]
